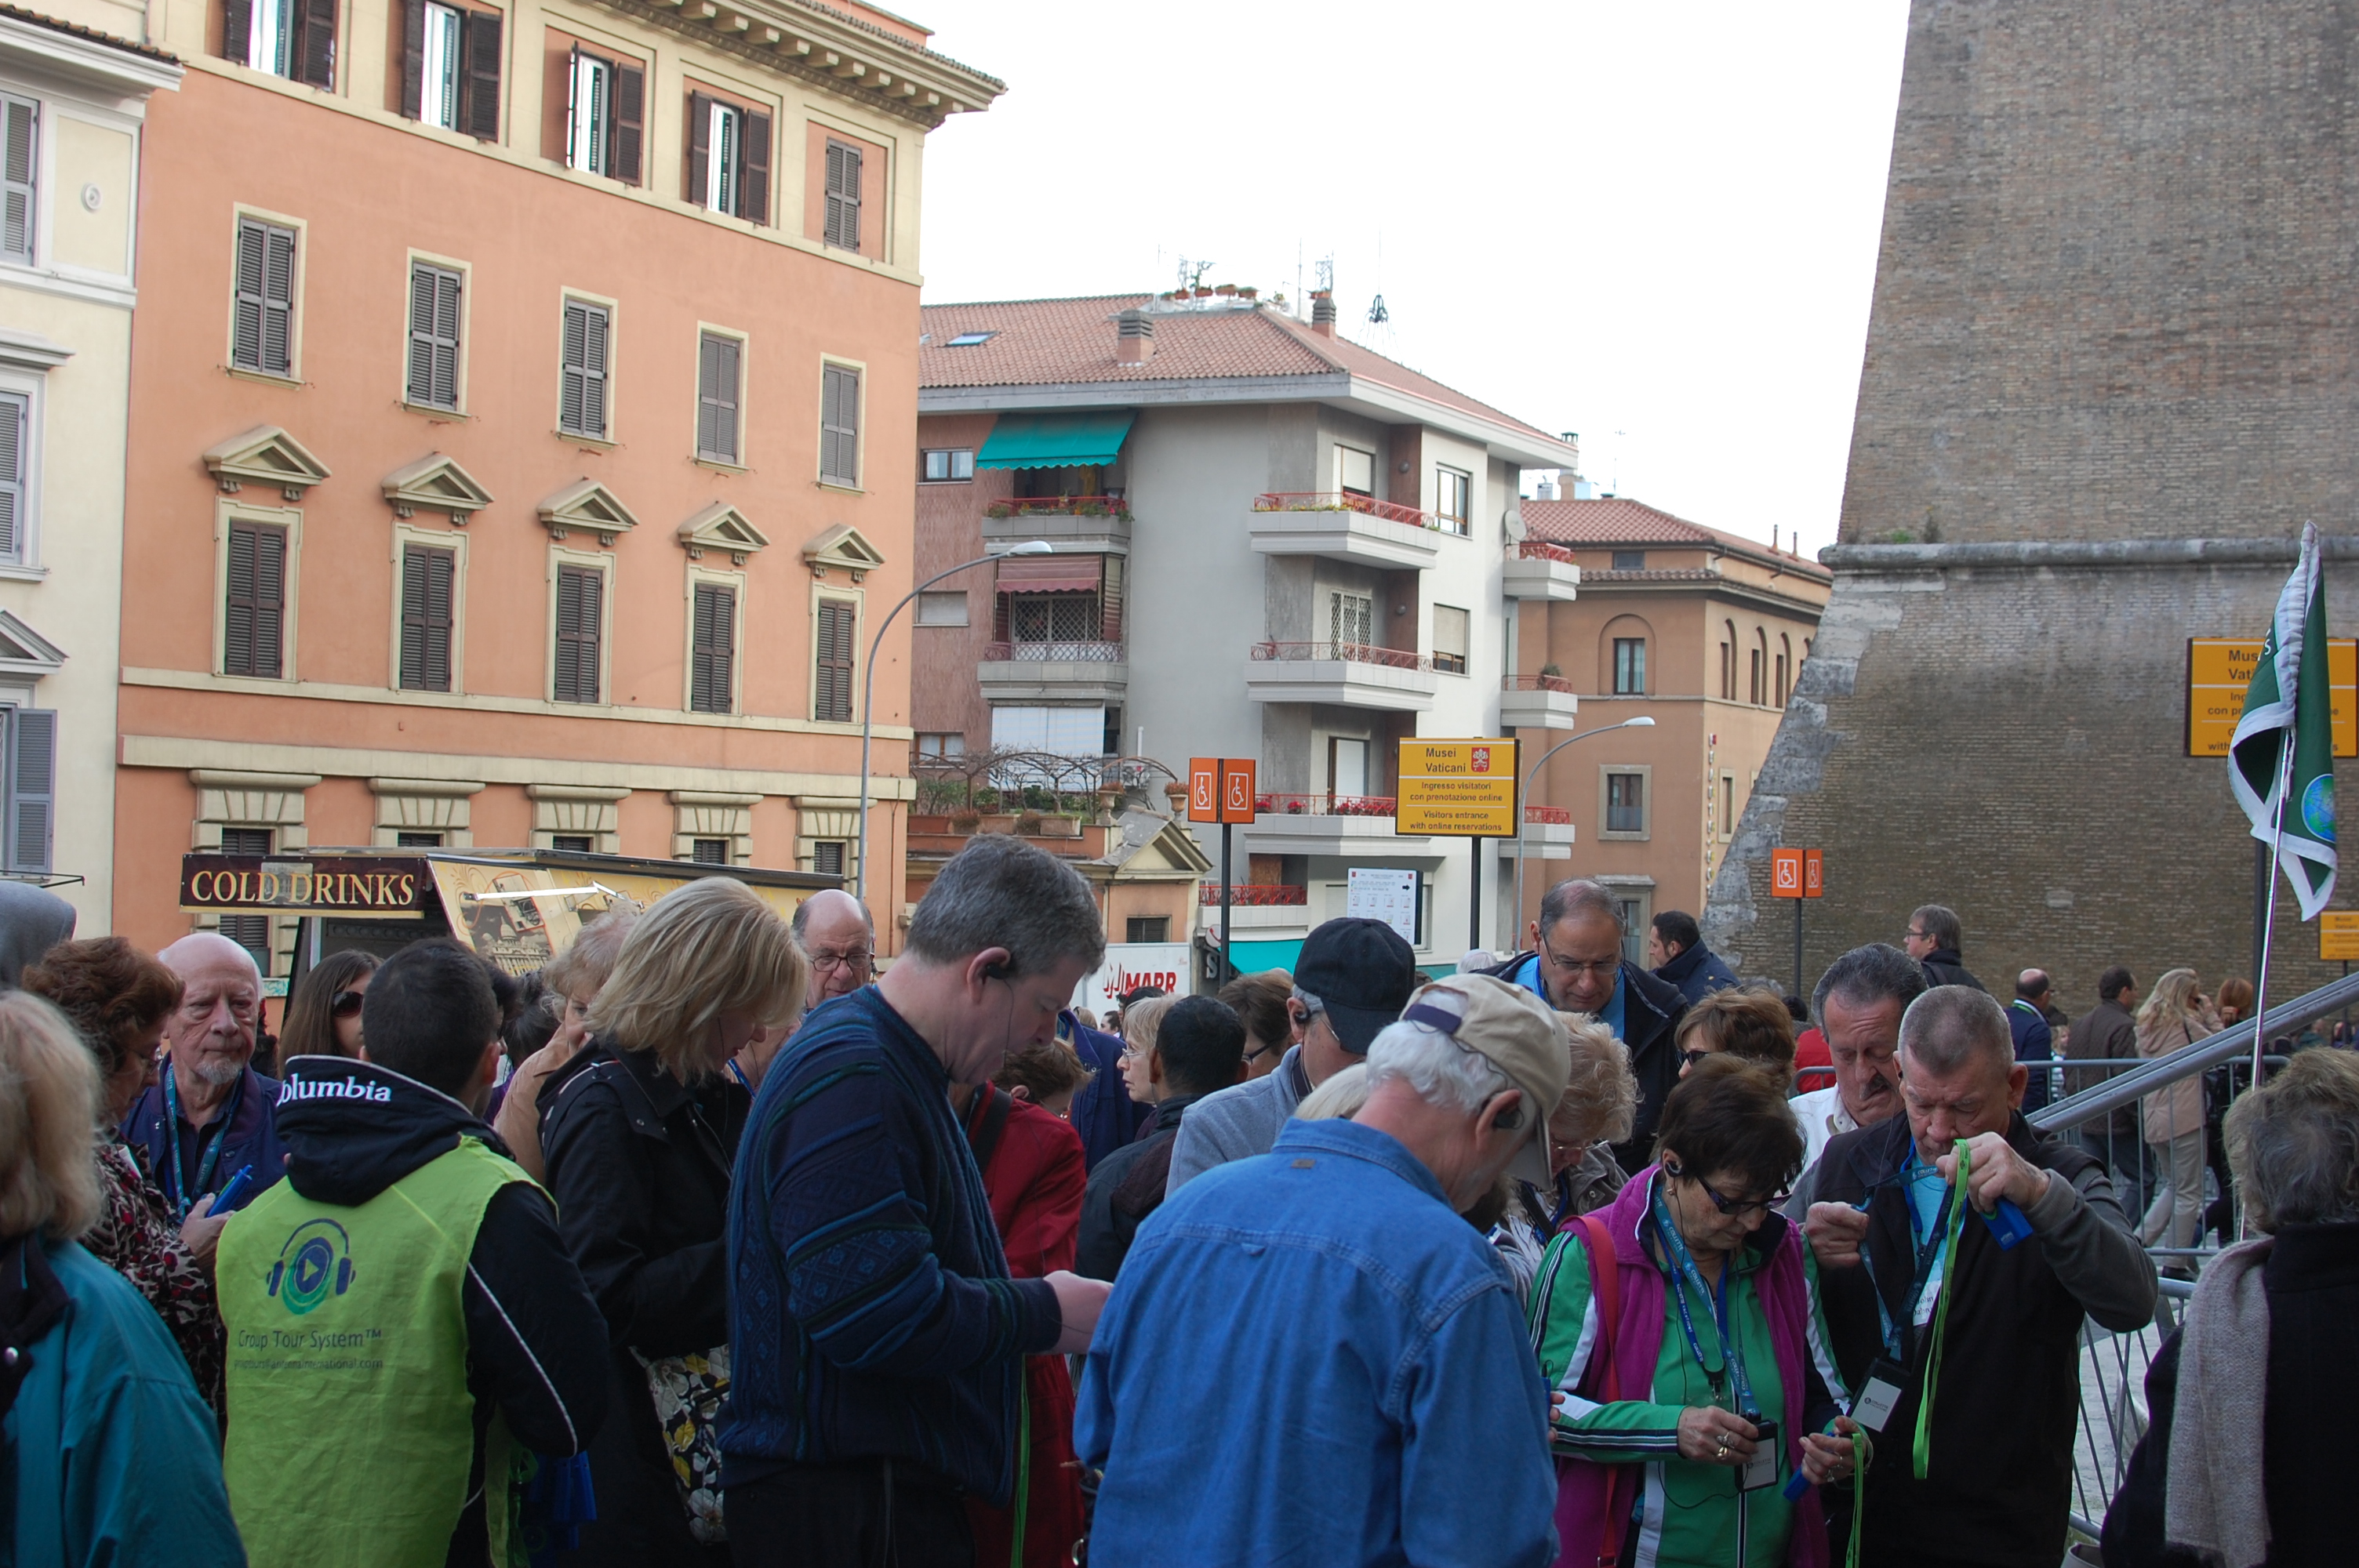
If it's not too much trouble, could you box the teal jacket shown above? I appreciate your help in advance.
[2,1236,245,1567]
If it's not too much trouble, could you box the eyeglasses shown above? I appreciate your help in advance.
[1245,1039,1281,1062]
[1905,928,1928,941]
[1119,1040,1148,1061]
[330,989,365,1020]
[808,949,874,975]
[1666,1160,1787,1219]
[1539,940,1619,980]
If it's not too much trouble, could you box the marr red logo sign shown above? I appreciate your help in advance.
[1470,746,1492,773]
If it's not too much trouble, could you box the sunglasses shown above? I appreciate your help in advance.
[330,989,365,1020]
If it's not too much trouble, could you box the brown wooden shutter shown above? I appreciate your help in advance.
[461,8,500,140]
[686,92,712,208]
[554,564,601,703]
[813,599,854,722]
[691,583,735,713]
[400,543,455,691]
[225,521,285,678]
[222,0,253,64]
[610,60,643,184]
[296,0,337,88]
[399,0,424,118]
[739,109,769,225]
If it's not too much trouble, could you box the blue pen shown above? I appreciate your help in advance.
[212,1163,256,1214]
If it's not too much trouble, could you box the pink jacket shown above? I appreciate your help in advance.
[1549,1167,1831,1568]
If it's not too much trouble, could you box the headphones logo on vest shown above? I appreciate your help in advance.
[267,1218,357,1316]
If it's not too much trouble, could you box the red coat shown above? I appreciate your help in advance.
[962,1089,1087,1568]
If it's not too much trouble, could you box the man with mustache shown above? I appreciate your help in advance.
[1789,943,1924,1174]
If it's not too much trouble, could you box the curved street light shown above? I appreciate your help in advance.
[855,540,1053,904]
[1513,715,1657,931]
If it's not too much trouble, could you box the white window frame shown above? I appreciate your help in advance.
[546,544,612,706]
[388,521,468,695]
[567,49,611,174]
[1336,444,1376,496]
[1599,764,1651,842]
[249,0,297,80]
[420,2,463,129]
[1432,603,1470,675]
[703,99,740,213]
[1434,466,1470,532]
[213,497,303,683]
[914,590,968,627]
[685,565,747,715]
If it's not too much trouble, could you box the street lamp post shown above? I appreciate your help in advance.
[1514,716,1657,932]
[855,540,1052,905]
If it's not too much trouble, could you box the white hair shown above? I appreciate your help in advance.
[1365,1017,1510,1116]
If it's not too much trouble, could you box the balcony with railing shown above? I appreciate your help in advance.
[1248,492,1445,569]
[1243,640,1437,710]
[978,635,1129,703]
[1198,883,1309,904]
[1500,670,1581,730]
[1503,537,1583,601]
[1511,800,1576,856]
[980,490,1132,553]
[1197,881,1315,935]
[1251,793,1398,816]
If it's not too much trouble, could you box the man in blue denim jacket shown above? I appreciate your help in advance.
[1076,974,1568,1568]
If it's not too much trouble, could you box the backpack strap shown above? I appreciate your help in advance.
[965,1084,1016,1172]
[1573,1213,1635,1568]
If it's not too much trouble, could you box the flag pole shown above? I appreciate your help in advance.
[2250,735,2296,1083]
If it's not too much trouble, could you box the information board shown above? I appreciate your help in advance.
[2322,910,2359,963]
[2186,638,2358,757]
[1347,868,1421,945]
[1396,738,1519,837]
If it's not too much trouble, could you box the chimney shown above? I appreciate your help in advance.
[1116,307,1154,365]
[1310,292,1337,337]
[1535,476,1559,501]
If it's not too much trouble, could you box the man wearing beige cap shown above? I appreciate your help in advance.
[1076,975,1568,1568]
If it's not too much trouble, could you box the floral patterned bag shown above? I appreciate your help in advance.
[634,1345,729,1544]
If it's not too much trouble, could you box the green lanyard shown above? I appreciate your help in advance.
[1912,1141,1972,1480]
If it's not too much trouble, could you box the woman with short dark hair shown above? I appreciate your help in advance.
[1529,1056,1860,1567]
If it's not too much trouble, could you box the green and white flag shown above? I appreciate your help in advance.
[2230,521,2337,920]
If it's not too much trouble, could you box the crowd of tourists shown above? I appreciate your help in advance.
[0,855,2346,1566]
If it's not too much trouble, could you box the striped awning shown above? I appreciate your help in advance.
[996,554,1102,593]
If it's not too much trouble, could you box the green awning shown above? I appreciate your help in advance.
[976,411,1136,470]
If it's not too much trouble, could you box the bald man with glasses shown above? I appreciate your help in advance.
[1488,877,1687,1173]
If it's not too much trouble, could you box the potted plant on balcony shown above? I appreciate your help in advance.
[1539,662,1562,677]
[1013,810,1045,836]
[948,807,982,833]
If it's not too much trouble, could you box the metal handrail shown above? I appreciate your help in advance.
[2028,966,2359,1133]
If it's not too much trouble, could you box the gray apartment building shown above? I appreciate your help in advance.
[911,292,1579,978]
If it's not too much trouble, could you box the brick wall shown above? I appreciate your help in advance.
[1707,0,2359,1024]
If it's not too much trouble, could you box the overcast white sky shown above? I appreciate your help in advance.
[912,0,1911,557]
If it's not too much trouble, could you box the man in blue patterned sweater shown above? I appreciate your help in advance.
[723,834,1114,1566]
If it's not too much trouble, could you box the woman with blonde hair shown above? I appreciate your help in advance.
[2135,967,2219,1262]
[540,878,807,1566]
[0,991,244,1563]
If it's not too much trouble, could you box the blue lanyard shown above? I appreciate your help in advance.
[1522,1171,1578,1236]
[1866,1158,1955,1361]
[161,1060,243,1222]
[1650,1184,1757,1415]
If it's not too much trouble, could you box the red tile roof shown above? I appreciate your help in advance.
[0,2,179,61]
[919,294,1560,443]
[1523,498,1830,579]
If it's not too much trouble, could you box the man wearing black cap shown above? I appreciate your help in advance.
[1164,917,1417,1195]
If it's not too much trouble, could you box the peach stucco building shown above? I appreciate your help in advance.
[114,0,997,968]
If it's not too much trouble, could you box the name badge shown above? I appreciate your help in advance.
[1852,1357,1911,1433]
[1739,1418,1779,1492]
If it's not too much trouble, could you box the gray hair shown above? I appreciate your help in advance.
[907,834,1106,978]
[1365,1015,1511,1116]
[1559,1016,1638,1146]
[2225,1047,2359,1231]
[1896,985,2013,1078]
[1812,942,1928,1032]
[1912,904,1963,952]
[1539,878,1624,940]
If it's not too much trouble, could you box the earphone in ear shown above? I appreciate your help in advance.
[1496,1103,1525,1131]
[982,957,1015,983]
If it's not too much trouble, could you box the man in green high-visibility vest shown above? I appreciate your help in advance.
[218,940,610,1568]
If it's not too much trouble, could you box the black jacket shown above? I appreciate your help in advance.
[2102,1222,2359,1567]
[1076,1094,1199,1281]
[540,1040,750,1566]
[272,1055,609,1568]
[1921,948,1988,993]
[1486,953,1685,1174]
[2065,997,2142,1142]
[1806,1111,2105,1568]
[1652,939,1739,1005]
